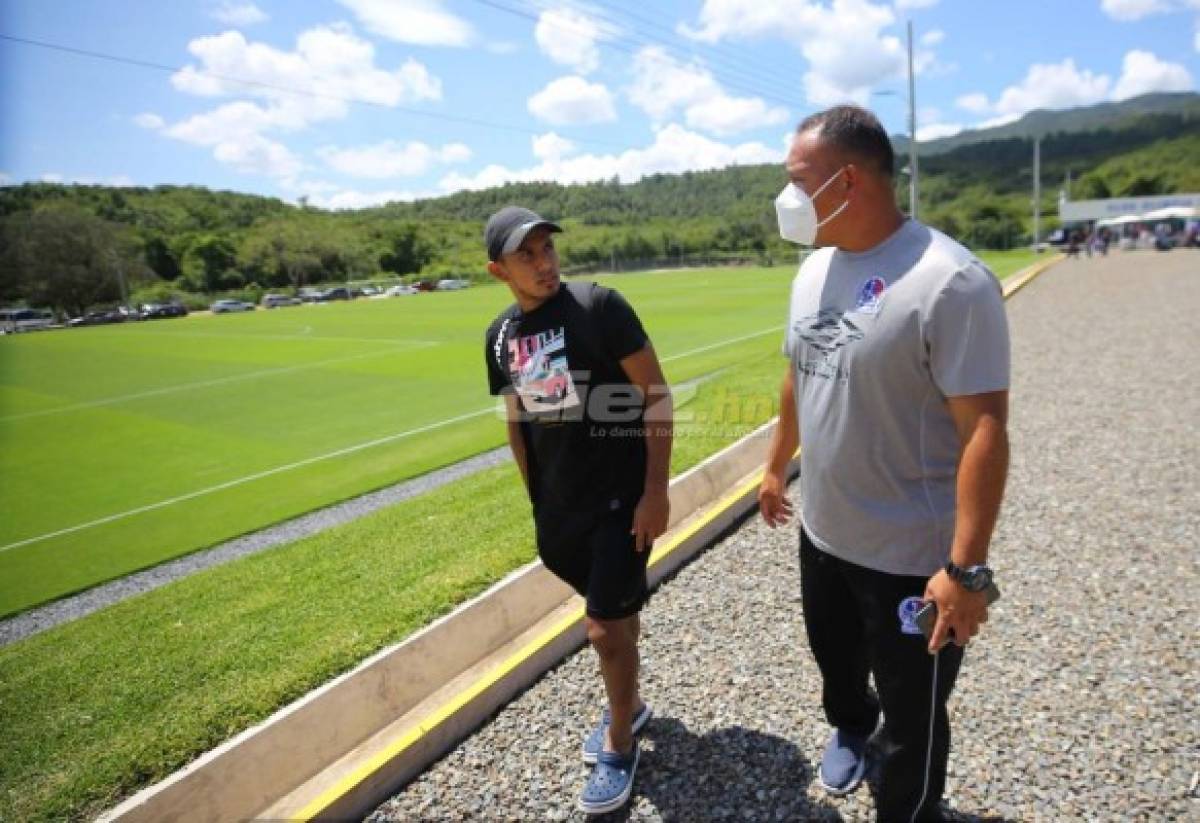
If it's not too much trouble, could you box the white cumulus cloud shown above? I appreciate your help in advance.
[134,112,165,129]
[920,29,945,46]
[955,92,990,114]
[171,26,442,109]
[532,132,578,161]
[1100,0,1172,20]
[628,47,788,136]
[960,50,1194,128]
[439,124,781,192]
[967,59,1112,119]
[527,76,617,125]
[213,135,303,179]
[680,0,907,106]
[1111,49,1194,99]
[915,122,962,141]
[212,2,268,26]
[535,7,607,75]
[336,0,473,47]
[162,25,443,181]
[896,0,940,8]
[317,140,472,179]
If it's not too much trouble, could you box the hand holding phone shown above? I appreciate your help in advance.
[915,582,1001,647]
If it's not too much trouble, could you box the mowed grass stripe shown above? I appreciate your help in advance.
[0,324,782,564]
[0,404,497,554]
[0,341,439,423]
[0,266,796,616]
[3,322,787,557]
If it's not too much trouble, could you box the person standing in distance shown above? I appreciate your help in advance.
[759,106,1010,822]
[482,206,673,815]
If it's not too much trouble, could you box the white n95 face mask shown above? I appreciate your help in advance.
[774,167,849,245]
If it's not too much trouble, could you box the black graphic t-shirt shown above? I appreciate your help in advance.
[484,282,649,511]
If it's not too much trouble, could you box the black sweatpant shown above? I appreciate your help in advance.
[799,528,964,823]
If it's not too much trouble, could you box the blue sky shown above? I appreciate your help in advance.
[1,0,1197,209]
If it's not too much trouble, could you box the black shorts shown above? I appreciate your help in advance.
[533,498,651,621]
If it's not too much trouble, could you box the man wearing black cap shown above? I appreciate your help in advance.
[483,205,673,814]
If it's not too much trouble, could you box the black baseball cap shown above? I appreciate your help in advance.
[484,206,562,262]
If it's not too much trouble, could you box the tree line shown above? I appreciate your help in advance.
[1,109,1194,317]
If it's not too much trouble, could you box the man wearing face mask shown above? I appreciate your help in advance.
[759,106,1010,822]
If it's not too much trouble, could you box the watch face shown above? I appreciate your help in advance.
[962,566,993,592]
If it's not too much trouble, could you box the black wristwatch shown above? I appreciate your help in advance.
[945,561,993,592]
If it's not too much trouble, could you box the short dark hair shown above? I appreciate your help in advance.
[797,105,894,178]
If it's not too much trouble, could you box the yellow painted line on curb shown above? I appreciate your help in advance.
[1002,254,1062,300]
[295,462,772,820]
[294,604,585,820]
[298,252,1064,819]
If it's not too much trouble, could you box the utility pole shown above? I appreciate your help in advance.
[110,249,130,309]
[907,20,918,220]
[1032,137,1041,253]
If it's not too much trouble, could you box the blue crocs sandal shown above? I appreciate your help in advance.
[578,745,640,815]
[817,728,870,796]
[582,702,652,764]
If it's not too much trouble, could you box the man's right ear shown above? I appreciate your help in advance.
[487,260,507,282]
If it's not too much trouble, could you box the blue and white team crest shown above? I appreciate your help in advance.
[897,596,925,635]
[855,276,887,314]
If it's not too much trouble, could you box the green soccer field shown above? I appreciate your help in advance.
[0,252,1034,618]
[0,265,800,616]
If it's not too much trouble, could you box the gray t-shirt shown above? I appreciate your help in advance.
[783,219,1010,576]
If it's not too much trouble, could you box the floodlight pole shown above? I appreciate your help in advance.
[907,20,918,220]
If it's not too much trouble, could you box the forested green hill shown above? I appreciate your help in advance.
[2,94,1196,315]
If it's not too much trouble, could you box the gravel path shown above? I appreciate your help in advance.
[369,250,1199,822]
[0,447,509,646]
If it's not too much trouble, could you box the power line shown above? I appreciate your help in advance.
[0,32,640,151]
[586,0,808,104]
[476,0,808,107]
[463,0,808,110]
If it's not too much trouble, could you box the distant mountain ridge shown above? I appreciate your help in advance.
[894,91,1200,156]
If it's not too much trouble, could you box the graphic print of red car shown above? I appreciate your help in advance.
[540,370,570,400]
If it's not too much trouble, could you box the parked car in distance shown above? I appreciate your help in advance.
[436,278,471,291]
[0,308,55,333]
[316,287,351,302]
[385,284,418,296]
[140,302,188,319]
[210,299,255,313]
[298,287,323,302]
[67,309,127,327]
[359,284,381,296]
[261,293,302,308]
